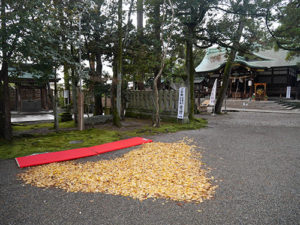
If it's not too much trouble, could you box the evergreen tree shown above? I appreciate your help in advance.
[208,0,268,114]
[0,0,48,140]
[266,0,300,58]
[172,0,219,120]
[0,0,86,139]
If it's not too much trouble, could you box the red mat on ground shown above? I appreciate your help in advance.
[16,137,152,168]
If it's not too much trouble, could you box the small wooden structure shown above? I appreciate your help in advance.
[8,67,58,112]
[254,83,267,100]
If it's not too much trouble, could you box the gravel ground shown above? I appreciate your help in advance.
[1,112,300,225]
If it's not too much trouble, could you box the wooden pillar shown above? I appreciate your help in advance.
[243,78,247,97]
[15,87,18,111]
[44,87,47,110]
[250,78,253,97]
[16,85,22,112]
[40,88,44,110]
[46,83,52,110]
[229,78,232,97]
[41,87,48,110]
[45,86,49,110]
[271,68,274,91]
[287,68,290,85]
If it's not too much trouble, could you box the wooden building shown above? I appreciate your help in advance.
[8,67,58,112]
[195,48,300,99]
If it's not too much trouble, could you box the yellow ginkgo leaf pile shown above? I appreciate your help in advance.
[18,140,217,203]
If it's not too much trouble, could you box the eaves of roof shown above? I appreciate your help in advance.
[195,48,300,73]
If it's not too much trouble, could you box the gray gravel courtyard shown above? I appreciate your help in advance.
[1,112,299,225]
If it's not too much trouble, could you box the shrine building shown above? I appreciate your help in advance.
[195,48,300,100]
[8,66,58,112]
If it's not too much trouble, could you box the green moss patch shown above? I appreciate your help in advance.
[1,118,207,159]
[0,129,119,159]
[12,121,75,132]
[124,118,207,137]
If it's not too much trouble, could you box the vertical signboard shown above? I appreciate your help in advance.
[64,90,69,105]
[177,87,185,119]
[64,90,69,99]
[286,86,291,99]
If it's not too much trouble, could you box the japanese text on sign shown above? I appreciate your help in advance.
[177,87,185,119]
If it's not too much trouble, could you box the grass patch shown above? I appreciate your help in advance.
[124,118,207,137]
[1,118,207,159]
[13,121,76,132]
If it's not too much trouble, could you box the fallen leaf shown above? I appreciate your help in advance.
[18,140,217,203]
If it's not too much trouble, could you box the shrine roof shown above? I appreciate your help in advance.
[8,67,59,82]
[195,48,300,73]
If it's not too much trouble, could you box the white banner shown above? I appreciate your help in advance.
[64,90,69,99]
[209,79,218,106]
[177,87,185,119]
[286,86,291,99]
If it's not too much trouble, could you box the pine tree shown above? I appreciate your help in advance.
[207,0,269,113]
[266,0,300,58]
[172,0,219,120]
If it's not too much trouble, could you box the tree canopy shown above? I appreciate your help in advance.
[266,0,300,58]
[1,0,298,139]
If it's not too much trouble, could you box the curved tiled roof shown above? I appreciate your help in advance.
[8,67,58,81]
[195,47,300,73]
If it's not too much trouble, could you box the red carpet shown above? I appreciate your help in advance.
[16,137,152,168]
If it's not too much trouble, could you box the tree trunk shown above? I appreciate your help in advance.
[94,95,103,115]
[0,62,12,140]
[215,50,236,113]
[151,0,162,127]
[185,34,195,120]
[0,0,12,140]
[153,66,164,127]
[153,80,160,127]
[121,80,127,119]
[63,62,71,106]
[136,0,145,90]
[70,43,78,124]
[153,1,162,90]
[77,88,84,130]
[112,57,121,127]
[53,67,59,131]
[94,53,103,115]
[215,20,245,114]
[113,0,122,127]
[71,68,78,124]
[77,15,84,131]
[137,0,143,36]
[152,0,175,127]
[61,10,70,107]
[0,76,3,137]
